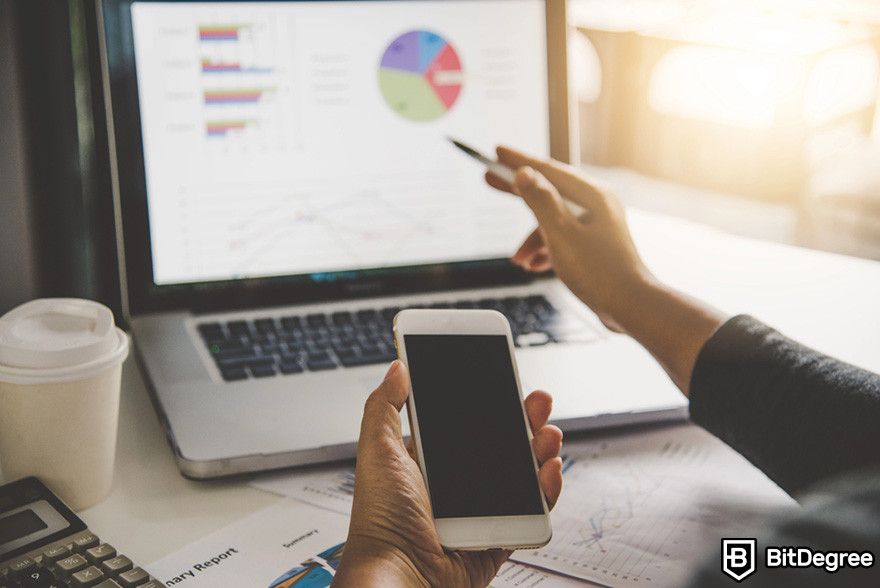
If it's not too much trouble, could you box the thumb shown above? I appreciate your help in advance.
[360,360,409,442]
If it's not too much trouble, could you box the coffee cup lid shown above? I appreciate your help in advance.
[0,299,121,370]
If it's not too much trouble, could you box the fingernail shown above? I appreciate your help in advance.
[384,360,400,381]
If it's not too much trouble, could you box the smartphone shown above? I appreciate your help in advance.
[393,309,552,550]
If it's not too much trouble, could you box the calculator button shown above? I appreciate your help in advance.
[71,565,105,587]
[9,558,36,575]
[43,544,72,562]
[19,567,53,586]
[117,568,149,587]
[94,581,123,588]
[139,582,163,588]
[101,556,132,575]
[57,554,89,575]
[73,533,100,551]
[9,557,37,580]
[86,544,117,563]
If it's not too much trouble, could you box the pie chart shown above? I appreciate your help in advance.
[379,30,463,122]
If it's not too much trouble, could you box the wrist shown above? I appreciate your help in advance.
[608,273,727,394]
[598,266,660,335]
[333,538,429,588]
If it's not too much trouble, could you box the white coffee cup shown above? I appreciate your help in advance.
[0,298,129,511]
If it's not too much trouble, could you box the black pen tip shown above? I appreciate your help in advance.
[448,137,479,158]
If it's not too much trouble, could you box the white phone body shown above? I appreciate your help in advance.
[393,309,552,551]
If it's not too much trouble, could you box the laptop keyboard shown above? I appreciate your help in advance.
[196,295,594,382]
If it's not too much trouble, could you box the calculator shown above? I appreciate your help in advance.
[0,477,159,588]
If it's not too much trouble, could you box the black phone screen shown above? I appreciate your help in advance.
[404,334,544,518]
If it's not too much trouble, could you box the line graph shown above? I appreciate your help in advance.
[513,426,796,588]
[160,170,532,284]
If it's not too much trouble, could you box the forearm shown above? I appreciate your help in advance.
[612,275,727,396]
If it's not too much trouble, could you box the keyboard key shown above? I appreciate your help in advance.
[307,359,337,371]
[216,354,270,368]
[101,556,132,576]
[477,298,502,310]
[338,352,390,368]
[207,339,251,356]
[94,580,124,588]
[57,554,88,576]
[306,314,327,327]
[250,365,276,378]
[306,351,337,371]
[220,367,248,382]
[331,311,352,325]
[226,320,251,337]
[197,323,224,339]
[280,316,302,331]
[254,318,276,333]
[86,544,117,564]
[307,350,331,362]
[72,565,105,587]
[278,361,304,375]
[117,567,149,587]
[258,343,282,355]
[380,307,400,321]
[355,309,379,323]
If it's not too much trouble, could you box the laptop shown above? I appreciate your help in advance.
[99,0,687,479]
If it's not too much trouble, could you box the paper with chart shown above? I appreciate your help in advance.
[512,425,797,588]
[250,467,588,587]
[147,493,579,588]
[147,499,350,587]
[493,561,596,588]
[251,464,357,516]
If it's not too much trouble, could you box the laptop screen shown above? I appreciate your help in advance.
[130,1,549,286]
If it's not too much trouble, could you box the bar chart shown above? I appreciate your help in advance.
[195,19,295,147]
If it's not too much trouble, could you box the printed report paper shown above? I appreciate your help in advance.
[147,499,349,586]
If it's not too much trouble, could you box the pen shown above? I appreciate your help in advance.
[448,138,517,184]
[449,137,585,216]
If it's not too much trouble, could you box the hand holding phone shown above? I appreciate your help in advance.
[394,309,554,550]
[334,355,562,587]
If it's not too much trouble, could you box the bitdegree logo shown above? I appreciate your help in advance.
[721,538,875,582]
[766,546,874,573]
[722,539,756,582]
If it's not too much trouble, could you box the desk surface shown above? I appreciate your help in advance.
[35,209,880,566]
